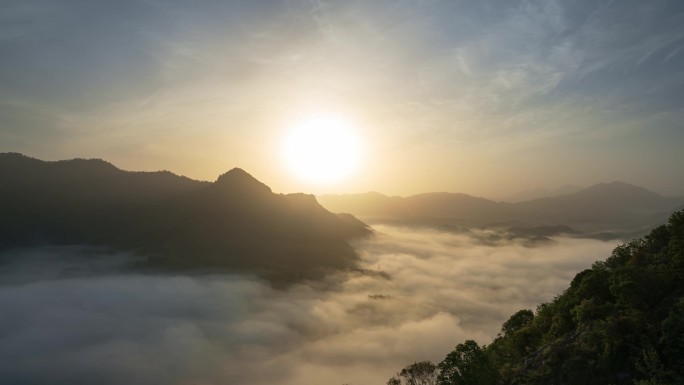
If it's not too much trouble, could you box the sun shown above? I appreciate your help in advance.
[282,114,362,184]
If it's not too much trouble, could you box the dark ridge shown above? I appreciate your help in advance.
[0,153,371,283]
[215,167,269,188]
[211,167,273,199]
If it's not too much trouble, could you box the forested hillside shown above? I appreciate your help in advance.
[391,210,684,385]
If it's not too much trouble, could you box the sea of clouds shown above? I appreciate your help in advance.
[0,225,619,385]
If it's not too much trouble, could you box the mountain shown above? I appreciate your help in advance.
[391,210,684,384]
[511,182,683,231]
[499,185,583,203]
[318,183,684,237]
[0,153,370,283]
[318,192,510,226]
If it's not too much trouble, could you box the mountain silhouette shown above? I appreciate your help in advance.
[0,153,370,283]
[512,181,684,231]
[318,182,684,237]
[499,184,583,203]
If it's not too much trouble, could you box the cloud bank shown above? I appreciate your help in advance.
[0,226,618,385]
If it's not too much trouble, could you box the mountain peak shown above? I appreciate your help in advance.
[0,155,371,283]
[214,167,272,195]
[581,181,662,198]
[216,167,250,180]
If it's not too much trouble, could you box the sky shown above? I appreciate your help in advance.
[0,226,618,385]
[1,0,684,197]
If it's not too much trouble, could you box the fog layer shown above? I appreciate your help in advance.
[0,226,618,385]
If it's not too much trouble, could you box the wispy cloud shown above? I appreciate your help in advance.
[1,0,683,194]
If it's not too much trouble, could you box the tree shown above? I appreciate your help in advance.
[438,340,498,385]
[388,361,439,385]
[500,309,534,336]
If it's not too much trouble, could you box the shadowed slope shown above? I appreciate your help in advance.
[0,153,370,283]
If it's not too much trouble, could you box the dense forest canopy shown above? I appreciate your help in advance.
[391,210,684,385]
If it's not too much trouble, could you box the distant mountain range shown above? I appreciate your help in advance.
[318,183,684,239]
[497,185,583,203]
[0,153,370,283]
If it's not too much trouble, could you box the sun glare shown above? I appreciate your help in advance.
[282,114,362,184]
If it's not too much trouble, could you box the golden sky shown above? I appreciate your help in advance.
[2,0,684,197]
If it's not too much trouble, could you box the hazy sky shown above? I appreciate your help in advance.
[1,0,683,196]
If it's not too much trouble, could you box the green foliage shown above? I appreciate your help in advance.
[388,361,439,385]
[399,210,684,385]
[634,348,666,385]
[501,310,534,336]
[437,340,498,385]
[660,298,684,382]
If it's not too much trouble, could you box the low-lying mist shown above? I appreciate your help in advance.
[0,225,619,385]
